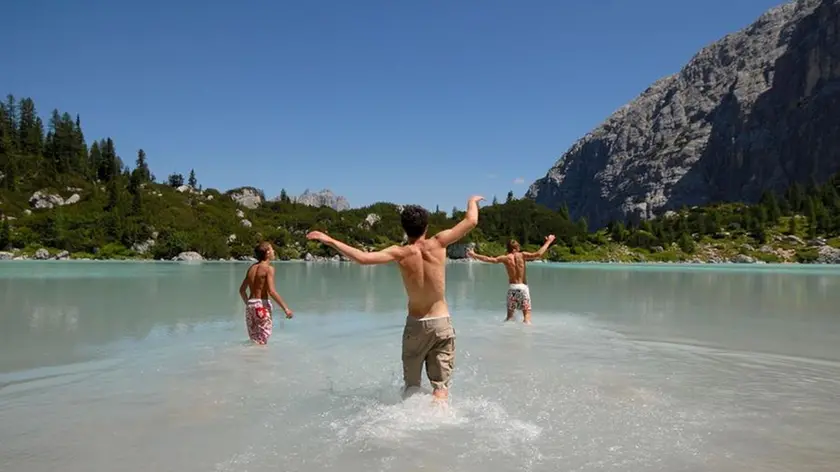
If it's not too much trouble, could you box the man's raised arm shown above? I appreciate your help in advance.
[467,248,503,263]
[306,231,401,265]
[433,195,484,247]
[522,234,557,260]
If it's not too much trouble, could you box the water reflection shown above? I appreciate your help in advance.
[2,261,840,374]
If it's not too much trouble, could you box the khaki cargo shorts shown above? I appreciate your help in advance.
[401,315,456,392]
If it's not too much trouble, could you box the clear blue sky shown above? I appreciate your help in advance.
[4,0,784,212]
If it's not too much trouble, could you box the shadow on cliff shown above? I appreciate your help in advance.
[530,138,616,226]
[669,0,840,211]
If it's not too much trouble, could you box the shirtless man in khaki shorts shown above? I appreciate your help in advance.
[306,195,484,402]
[467,235,555,324]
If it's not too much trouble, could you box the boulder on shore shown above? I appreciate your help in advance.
[446,242,476,259]
[174,251,204,262]
[34,248,50,260]
[816,246,840,264]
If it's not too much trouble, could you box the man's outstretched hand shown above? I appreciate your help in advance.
[469,195,486,204]
[306,231,332,243]
[545,234,556,244]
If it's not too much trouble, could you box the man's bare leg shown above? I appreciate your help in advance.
[523,309,532,325]
[432,388,449,402]
[505,309,515,322]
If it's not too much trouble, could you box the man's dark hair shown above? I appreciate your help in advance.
[401,205,429,239]
[254,241,272,261]
[507,239,521,253]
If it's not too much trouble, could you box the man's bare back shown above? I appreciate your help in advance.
[244,262,273,300]
[388,239,449,318]
[239,243,293,344]
[238,255,293,317]
[498,251,529,285]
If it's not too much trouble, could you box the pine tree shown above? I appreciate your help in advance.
[787,215,797,235]
[678,232,695,253]
[806,196,817,239]
[786,182,805,213]
[760,190,781,223]
[188,169,197,188]
[577,217,588,234]
[167,173,184,187]
[98,138,120,182]
[74,114,87,175]
[88,141,102,181]
[492,196,498,206]
[0,105,17,190]
[134,149,151,182]
[129,173,143,216]
[558,203,570,220]
[279,189,289,203]
[506,191,514,203]
[609,221,626,242]
[0,218,10,250]
[18,98,44,166]
[4,95,17,146]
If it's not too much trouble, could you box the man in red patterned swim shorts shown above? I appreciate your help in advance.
[467,235,555,324]
[239,242,294,344]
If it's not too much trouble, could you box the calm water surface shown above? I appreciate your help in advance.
[1,261,839,472]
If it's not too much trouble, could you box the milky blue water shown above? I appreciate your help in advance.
[1,261,839,471]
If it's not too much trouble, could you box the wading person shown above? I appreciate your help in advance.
[467,235,555,324]
[306,195,485,402]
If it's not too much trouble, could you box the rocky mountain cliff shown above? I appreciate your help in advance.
[294,189,351,211]
[526,0,840,229]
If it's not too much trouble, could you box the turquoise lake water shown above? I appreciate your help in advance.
[1,261,839,471]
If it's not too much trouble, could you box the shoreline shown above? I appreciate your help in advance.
[1,257,839,267]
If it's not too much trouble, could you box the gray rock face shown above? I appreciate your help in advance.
[0,251,13,261]
[56,250,70,260]
[228,188,263,209]
[732,254,757,264]
[34,248,50,260]
[446,242,476,259]
[816,245,840,264]
[295,189,350,211]
[174,251,204,262]
[131,239,156,255]
[29,190,82,209]
[526,0,840,228]
[361,213,381,228]
[29,191,64,209]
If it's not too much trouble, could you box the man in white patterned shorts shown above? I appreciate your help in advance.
[468,235,555,324]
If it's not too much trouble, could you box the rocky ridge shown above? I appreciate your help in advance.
[526,0,840,228]
[293,189,350,211]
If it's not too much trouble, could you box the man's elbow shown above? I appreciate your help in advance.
[464,214,478,227]
[351,253,372,265]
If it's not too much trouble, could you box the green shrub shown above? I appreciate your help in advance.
[795,248,819,263]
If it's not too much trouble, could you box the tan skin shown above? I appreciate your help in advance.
[306,195,485,400]
[239,245,293,319]
[467,235,555,324]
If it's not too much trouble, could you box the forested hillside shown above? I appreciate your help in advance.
[1,94,839,263]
